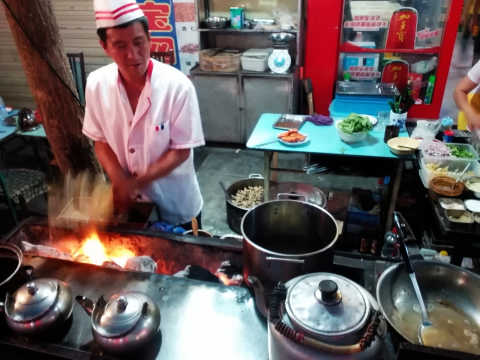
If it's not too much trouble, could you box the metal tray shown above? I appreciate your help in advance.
[335,81,399,97]
[273,114,307,130]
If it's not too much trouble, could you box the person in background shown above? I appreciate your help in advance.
[83,0,205,230]
[453,60,480,131]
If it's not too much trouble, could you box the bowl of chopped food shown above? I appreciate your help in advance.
[465,176,480,198]
[335,113,374,143]
[429,175,464,198]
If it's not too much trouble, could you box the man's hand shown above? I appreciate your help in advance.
[111,175,138,214]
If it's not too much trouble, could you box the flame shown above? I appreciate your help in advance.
[73,231,135,268]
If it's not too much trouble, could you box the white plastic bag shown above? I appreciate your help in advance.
[411,120,441,141]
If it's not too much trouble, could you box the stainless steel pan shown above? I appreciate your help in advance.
[376,260,480,346]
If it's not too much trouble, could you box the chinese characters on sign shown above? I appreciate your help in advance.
[137,0,180,69]
[344,15,388,31]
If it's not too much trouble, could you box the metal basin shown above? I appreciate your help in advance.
[376,260,480,347]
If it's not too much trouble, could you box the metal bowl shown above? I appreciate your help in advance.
[376,260,480,345]
[204,16,228,29]
[269,32,295,44]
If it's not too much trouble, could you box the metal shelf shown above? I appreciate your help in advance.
[198,28,298,34]
[191,66,295,79]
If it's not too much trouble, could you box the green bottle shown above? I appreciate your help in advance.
[424,74,435,105]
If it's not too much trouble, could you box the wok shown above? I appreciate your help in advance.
[376,260,480,352]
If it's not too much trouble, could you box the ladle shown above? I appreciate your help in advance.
[191,217,199,237]
[393,212,432,345]
[453,162,471,189]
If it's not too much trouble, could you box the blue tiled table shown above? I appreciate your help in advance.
[246,113,412,232]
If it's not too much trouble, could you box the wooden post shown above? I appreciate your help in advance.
[2,0,100,175]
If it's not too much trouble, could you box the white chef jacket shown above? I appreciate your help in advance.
[83,59,205,225]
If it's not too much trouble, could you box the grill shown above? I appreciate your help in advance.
[0,218,267,360]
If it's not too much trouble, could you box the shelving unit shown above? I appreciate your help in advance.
[334,0,462,119]
[304,0,463,119]
[190,0,305,143]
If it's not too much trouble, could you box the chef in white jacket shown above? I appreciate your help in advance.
[83,0,205,229]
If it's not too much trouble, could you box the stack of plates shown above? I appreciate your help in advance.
[387,137,420,155]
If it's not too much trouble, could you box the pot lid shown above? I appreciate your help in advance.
[7,278,58,322]
[97,292,147,337]
[285,273,370,340]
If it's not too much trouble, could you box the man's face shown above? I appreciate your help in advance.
[101,22,150,83]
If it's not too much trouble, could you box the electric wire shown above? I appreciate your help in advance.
[1,0,84,109]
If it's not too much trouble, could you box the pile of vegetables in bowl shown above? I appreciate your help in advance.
[336,113,373,143]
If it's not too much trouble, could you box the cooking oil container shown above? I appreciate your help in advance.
[230,7,244,29]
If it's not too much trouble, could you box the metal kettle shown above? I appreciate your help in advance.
[76,291,161,353]
[2,278,73,335]
[268,273,386,360]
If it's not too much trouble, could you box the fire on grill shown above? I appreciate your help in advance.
[8,172,243,284]
[11,220,244,286]
[20,230,156,272]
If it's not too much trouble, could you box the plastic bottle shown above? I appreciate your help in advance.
[424,74,436,105]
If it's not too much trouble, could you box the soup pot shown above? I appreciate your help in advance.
[2,278,73,335]
[241,199,339,316]
[268,273,386,360]
[224,176,328,234]
[76,291,161,354]
[376,260,480,354]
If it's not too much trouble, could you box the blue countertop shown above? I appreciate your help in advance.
[246,113,409,159]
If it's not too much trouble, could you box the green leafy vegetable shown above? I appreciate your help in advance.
[446,144,475,159]
[338,113,373,134]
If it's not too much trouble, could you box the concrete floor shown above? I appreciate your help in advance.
[0,34,473,238]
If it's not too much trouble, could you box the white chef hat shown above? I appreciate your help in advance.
[93,0,145,29]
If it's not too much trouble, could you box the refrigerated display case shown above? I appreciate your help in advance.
[304,0,463,119]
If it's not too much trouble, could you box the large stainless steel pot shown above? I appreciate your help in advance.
[224,176,328,234]
[376,260,480,354]
[241,199,339,316]
[269,273,386,360]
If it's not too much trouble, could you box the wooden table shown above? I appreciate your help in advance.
[246,113,412,232]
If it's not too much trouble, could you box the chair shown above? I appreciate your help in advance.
[0,168,48,224]
[67,52,86,106]
[151,51,175,65]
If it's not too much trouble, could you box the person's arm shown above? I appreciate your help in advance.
[453,76,480,130]
[135,148,190,189]
[94,141,135,211]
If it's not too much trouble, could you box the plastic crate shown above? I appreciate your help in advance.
[419,157,480,188]
[329,94,392,119]
[241,48,271,72]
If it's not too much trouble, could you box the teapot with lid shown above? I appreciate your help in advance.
[76,291,161,353]
[2,278,73,335]
[268,272,386,360]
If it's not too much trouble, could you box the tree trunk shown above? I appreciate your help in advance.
[2,0,100,175]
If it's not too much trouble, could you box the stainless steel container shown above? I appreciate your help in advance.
[241,200,339,316]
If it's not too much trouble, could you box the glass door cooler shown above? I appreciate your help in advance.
[304,0,463,119]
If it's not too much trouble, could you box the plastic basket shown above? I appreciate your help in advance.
[419,157,480,188]
[329,95,392,118]
[199,49,241,72]
[420,142,479,164]
[241,48,271,72]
